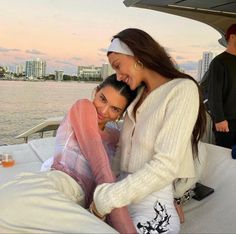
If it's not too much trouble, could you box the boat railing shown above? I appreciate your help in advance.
[16,116,63,143]
[14,112,214,144]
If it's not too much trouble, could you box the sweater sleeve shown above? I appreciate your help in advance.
[69,99,136,234]
[207,59,226,122]
[69,99,115,183]
[93,81,199,215]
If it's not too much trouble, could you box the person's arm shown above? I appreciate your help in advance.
[52,114,73,170]
[69,99,136,234]
[207,59,226,127]
[69,99,115,182]
[93,80,199,216]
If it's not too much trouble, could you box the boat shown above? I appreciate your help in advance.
[122,0,236,233]
[1,1,236,233]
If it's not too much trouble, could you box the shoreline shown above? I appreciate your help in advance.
[0,79,100,84]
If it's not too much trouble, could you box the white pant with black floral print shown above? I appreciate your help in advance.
[129,184,180,234]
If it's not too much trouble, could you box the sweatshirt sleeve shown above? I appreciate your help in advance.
[93,81,199,215]
[69,99,115,183]
[69,99,136,234]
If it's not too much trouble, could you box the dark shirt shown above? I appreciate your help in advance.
[208,51,236,129]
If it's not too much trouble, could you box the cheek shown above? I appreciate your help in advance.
[108,112,120,121]
[93,100,101,111]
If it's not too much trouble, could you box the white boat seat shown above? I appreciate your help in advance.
[181,144,236,233]
[0,137,55,184]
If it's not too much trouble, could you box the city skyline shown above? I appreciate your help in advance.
[1,0,225,78]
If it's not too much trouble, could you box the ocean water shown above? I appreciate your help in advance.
[0,80,97,145]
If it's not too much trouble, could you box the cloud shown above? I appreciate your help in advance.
[175,55,185,60]
[15,56,27,61]
[165,47,174,53]
[12,48,21,52]
[55,60,75,66]
[99,48,107,53]
[179,61,198,71]
[71,56,81,61]
[0,47,10,52]
[100,58,107,63]
[190,44,203,48]
[0,47,21,52]
[25,49,45,55]
[97,48,107,57]
[72,32,80,37]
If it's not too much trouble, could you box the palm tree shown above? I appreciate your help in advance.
[0,66,5,78]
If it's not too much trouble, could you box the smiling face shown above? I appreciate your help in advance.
[93,85,128,130]
[108,52,144,90]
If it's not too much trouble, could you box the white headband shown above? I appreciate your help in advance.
[107,38,134,56]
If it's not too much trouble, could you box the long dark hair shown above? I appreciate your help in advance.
[111,28,206,157]
[97,73,137,110]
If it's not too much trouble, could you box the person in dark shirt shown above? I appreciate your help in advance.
[208,24,236,148]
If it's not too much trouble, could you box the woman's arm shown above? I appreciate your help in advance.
[69,99,115,182]
[69,99,136,234]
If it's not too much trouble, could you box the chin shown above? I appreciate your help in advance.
[130,84,137,90]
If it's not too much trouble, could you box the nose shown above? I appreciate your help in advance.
[101,104,109,114]
[116,72,124,81]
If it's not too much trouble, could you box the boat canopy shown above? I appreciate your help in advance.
[123,0,236,46]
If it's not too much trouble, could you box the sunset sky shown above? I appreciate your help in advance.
[1,0,225,78]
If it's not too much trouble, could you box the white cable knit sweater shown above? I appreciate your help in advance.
[94,78,199,215]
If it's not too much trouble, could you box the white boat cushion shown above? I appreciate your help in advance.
[180,144,236,233]
[0,162,42,184]
[0,143,41,164]
[174,141,207,198]
[28,137,56,162]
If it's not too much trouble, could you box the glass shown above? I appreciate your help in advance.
[1,154,15,167]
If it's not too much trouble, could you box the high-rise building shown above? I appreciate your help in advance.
[77,65,101,80]
[101,63,114,80]
[25,58,46,78]
[55,70,64,81]
[197,60,202,81]
[197,51,214,82]
[25,61,33,78]
[16,64,25,76]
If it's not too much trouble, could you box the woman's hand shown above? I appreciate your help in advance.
[174,201,185,223]
[89,201,106,221]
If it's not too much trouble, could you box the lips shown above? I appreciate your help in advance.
[97,112,105,121]
[124,77,130,85]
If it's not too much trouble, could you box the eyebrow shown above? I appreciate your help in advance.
[101,93,123,112]
[100,93,107,101]
[112,106,123,112]
[111,59,119,68]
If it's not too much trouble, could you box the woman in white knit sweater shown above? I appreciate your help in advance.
[90,28,207,234]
